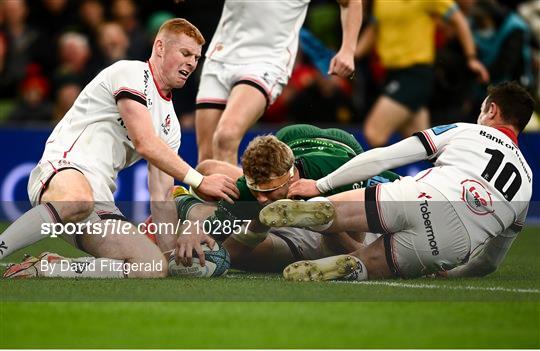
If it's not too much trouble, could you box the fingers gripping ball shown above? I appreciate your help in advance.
[168,243,230,277]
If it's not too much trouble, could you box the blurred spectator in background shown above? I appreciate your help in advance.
[1,0,40,99]
[471,0,533,87]
[111,0,150,60]
[518,0,540,107]
[8,64,53,124]
[28,0,78,74]
[429,0,479,125]
[356,0,489,147]
[96,22,129,67]
[0,32,13,100]
[52,32,93,94]
[468,0,535,125]
[77,0,105,53]
[286,53,355,124]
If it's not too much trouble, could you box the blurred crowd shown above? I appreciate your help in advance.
[0,0,538,131]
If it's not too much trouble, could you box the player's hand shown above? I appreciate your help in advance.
[328,48,355,79]
[287,179,321,199]
[175,231,215,267]
[467,58,490,84]
[429,270,449,279]
[197,174,239,204]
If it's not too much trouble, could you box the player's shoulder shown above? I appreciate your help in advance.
[424,123,482,139]
[107,60,147,74]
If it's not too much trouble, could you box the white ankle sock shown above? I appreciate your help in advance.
[344,257,368,281]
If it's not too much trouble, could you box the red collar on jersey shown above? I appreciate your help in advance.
[495,126,518,146]
[147,61,172,101]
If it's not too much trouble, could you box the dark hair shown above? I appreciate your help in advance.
[485,81,535,132]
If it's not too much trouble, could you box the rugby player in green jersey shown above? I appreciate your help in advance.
[171,124,400,271]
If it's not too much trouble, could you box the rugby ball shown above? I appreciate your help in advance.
[168,243,230,278]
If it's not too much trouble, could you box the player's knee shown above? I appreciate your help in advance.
[364,125,388,148]
[60,194,94,222]
[213,126,242,151]
[196,159,219,176]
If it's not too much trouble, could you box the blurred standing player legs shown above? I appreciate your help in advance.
[195,0,362,165]
[2,19,239,279]
[266,82,534,281]
[356,0,489,147]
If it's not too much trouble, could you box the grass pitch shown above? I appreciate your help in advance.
[0,224,538,348]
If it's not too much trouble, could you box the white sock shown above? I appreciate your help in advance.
[0,203,61,259]
[307,196,334,231]
[344,257,368,281]
[39,257,125,278]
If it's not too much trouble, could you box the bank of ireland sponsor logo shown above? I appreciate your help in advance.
[461,179,494,215]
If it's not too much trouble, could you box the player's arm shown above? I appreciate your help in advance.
[329,0,362,77]
[354,22,376,59]
[147,163,177,252]
[447,7,489,83]
[117,99,239,202]
[445,231,518,278]
[445,206,527,278]
[288,136,426,197]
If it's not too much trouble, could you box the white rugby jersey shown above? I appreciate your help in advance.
[41,60,181,194]
[414,123,532,237]
[205,0,310,76]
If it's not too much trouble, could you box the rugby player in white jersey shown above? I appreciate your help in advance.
[195,0,363,165]
[2,19,238,279]
[259,81,534,281]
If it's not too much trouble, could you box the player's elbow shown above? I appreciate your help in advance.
[482,261,499,276]
[133,137,154,159]
[474,260,499,277]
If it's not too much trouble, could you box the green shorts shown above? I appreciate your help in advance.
[383,64,433,112]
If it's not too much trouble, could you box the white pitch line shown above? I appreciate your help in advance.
[2,263,538,294]
[331,280,540,294]
[228,273,539,294]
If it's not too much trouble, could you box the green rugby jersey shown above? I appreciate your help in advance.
[213,124,400,223]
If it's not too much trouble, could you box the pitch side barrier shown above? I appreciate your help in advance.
[0,126,538,223]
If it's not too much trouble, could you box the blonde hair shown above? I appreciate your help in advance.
[156,18,205,45]
[242,136,294,185]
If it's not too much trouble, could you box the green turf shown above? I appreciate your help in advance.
[0,224,538,348]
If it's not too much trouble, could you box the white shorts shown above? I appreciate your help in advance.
[27,159,127,249]
[365,177,472,278]
[268,227,337,261]
[196,59,288,109]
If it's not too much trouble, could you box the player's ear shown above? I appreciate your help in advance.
[155,37,165,57]
[487,101,498,120]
